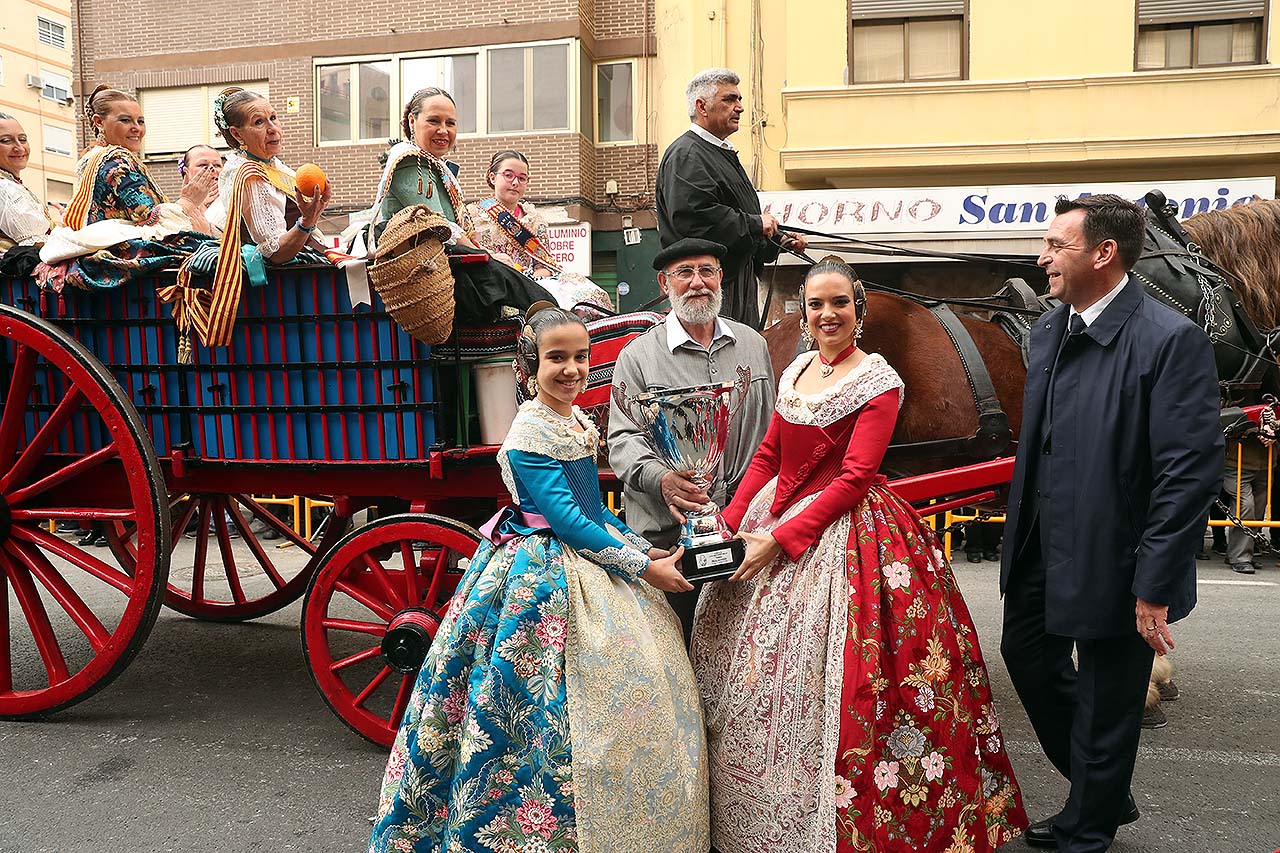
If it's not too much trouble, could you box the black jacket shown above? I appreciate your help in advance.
[1000,279,1223,638]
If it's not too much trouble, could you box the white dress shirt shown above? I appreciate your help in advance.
[1072,274,1129,328]
[688,123,736,152]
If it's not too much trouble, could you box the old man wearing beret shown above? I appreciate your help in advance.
[608,237,776,641]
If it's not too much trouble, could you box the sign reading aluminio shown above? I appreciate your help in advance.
[545,222,592,276]
[759,178,1276,235]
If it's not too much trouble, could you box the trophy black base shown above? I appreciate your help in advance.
[680,537,745,583]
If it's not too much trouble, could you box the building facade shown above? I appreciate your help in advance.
[68,0,1280,308]
[0,0,77,207]
[71,0,663,305]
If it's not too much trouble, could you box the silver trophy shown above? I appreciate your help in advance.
[613,366,752,581]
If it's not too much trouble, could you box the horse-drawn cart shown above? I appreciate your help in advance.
[0,264,663,745]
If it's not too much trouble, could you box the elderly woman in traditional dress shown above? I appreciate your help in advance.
[465,150,612,314]
[207,87,331,264]
[67,85,214,231]
[0,113,55,277]
[370,87,476,247]
[37,85,215,289]
[0,113,54,251]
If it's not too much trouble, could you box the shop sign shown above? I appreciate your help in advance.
[759,178,1276,235]
[545,223,592,276]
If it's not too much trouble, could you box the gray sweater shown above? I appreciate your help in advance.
[607,315,776,549]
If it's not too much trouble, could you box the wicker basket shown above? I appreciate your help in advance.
[369,205,456,345]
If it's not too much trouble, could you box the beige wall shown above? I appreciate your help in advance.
[0,0,77,204]
[651,0,1280,192]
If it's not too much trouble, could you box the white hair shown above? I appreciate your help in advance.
[686,68,740,119]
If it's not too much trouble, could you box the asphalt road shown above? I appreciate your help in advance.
[2,545,1278,852]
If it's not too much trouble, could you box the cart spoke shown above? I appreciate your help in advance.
[0,343,37,469]
[169,498,199,553]
[225,497,286,590]
[5,444,119,507]
[353,665,393,709]
[6,541,110,652]
[400,542,421,605]
[0,549,71,686]
[423,546,449,607]
[334,579,397,623]
[0,566,11,694]
[320,617,386,637]
[390,674,413,728]
[330,644,383,674]
[0,386,85,494]
[360,553,407,612]
[235,494,313,550]
[212,498,246,605]
[12,525,134,595]
[190,499,212,604]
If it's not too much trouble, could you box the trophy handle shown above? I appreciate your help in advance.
[611,379,643,428]
[728,365,752,419]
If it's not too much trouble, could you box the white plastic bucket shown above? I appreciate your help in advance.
[472,356,518,445]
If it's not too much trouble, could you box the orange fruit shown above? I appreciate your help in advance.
[295,163,328,197]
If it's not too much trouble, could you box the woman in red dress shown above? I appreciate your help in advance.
[691,256,1027,853]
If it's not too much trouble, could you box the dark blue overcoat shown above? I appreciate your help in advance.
[1000,279,1224,638]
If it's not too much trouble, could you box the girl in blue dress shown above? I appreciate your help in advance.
[370,304,708,853]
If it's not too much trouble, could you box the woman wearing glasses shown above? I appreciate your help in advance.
[466,149,612,315]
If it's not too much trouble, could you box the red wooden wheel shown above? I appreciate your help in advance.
[107,494,349,622]
[0,304,169,718]
[302,513,478,746]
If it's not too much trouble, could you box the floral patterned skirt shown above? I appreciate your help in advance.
[692,482,1027,853]
[370,533,708,853]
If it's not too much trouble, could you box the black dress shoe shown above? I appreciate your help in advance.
[1024,796,1140,847]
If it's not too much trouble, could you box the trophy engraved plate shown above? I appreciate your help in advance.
[613,366,752,582]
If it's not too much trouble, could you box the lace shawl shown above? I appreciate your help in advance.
[498,400,600,503]
[0,172,53,246]
[776,351,904,428]
[211,151,298,257]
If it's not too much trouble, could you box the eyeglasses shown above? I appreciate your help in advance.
[499,169,530,185]
[666,265,722,283]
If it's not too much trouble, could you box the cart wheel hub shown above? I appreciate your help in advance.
[0,495,10,544]
[382,607,442,674]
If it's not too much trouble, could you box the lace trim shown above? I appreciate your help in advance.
[497,400,599,502]
[580,543,650,578]
[220,153,294,257]
[622,529,652,553]
[776,352,904,428]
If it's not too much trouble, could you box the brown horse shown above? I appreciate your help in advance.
[763,290,1027,477]
[1182,197,1280,331]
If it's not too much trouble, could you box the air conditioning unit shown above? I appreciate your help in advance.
[25,74,44,89]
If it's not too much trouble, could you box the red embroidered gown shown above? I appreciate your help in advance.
[690,352,1027,853]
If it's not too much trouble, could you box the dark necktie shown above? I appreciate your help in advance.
[1044,313,1088,451]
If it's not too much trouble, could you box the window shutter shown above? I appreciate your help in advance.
[139,87,207,155]
[851,0,965,18]
[1137,0,1266,23]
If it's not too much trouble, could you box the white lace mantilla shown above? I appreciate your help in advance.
[776,351,904,428]
[497,400,599,502]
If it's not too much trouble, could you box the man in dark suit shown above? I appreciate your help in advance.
[655,68,805,328]
[1000,194,1223,852]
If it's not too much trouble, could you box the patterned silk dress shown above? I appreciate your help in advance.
[371,400,708,853]
[692,352,1027,853]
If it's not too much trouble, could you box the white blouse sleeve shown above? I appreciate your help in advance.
[0,181,51,245]
[241,176,288,256]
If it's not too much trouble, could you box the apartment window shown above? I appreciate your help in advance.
[41,70,70,102]
[401,54,477,135]
[849,2,964,83]
[1136,1,1266,69]
[137,81,269,155]
[316,60,393,144]
[37,17,67,49]
[596,61,635,144]
[315,41,576,145]
[43,124,73,156]
[488,44,569,133]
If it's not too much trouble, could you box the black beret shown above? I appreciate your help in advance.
[652,238,728,271]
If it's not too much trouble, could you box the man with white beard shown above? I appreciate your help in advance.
[608,237,775,642]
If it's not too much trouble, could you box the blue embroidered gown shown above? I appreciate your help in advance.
[370,401,708,853]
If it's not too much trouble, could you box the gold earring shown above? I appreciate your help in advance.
[526,376,537,397]
[799,316,815,347]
